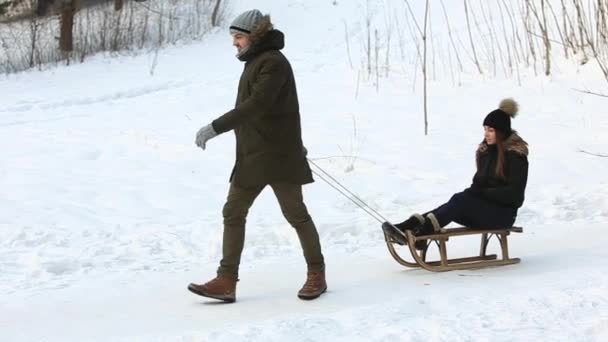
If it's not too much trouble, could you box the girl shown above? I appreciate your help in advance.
[383,98,529,249]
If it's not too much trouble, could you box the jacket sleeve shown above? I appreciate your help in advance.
[212,57,287,134]
[479,153,529,207]
[464,154,485,195]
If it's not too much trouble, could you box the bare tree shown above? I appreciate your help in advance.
[115,0,124,12]
[421,0,430,135]
[464,0,483,74]
[522,0,538,73]
[440,0,463,72]
[544,0,568,58]
[211,0,221,27]
[573,0,589,57]
[59,0,79,52]
[527,0,551,75]
[404,0,430,135]
[365,0,371,77]
[343,20,353,69]
[36,0,53,16]
[28,15,40,67]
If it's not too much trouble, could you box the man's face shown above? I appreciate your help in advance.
[232,33,251,54]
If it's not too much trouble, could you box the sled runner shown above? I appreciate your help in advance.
[383,224,523,272]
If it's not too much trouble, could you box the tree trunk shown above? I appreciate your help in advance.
[115,0,124,11]
[36,0,50,17]
[540,0,551,76]
[464,0,483,74]
[423,0,429,135]
[29,19,39,67]
[211,0,222,27]
[60,1,77,52]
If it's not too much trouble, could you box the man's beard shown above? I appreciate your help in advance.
[236,45,250,57]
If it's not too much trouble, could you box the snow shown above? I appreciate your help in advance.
[1,0,608,341]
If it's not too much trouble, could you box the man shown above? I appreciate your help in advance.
[188,9,327,303]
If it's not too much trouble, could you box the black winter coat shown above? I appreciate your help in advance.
[466,132,529,208]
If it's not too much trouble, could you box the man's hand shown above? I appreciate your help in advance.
[195,124,218,150]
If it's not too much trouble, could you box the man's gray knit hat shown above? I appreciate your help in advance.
[230,9,264,35]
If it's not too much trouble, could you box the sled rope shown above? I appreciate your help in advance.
[307,158,389,224]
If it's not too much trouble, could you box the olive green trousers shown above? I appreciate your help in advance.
[217,183,325,278]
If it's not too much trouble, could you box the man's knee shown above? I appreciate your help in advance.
[222,202,249,227]
[272,185,312,226]
[282,205,312,227]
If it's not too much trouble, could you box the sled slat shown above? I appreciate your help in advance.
[415,227,523,241]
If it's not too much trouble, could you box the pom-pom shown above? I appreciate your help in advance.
[499,98,519,118]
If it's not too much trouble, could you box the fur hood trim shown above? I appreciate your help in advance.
[477,131,529,157]
[249,15,274,45]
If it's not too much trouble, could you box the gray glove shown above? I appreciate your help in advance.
[195,124,218,150]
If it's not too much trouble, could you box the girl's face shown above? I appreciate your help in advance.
[484,126,497,145]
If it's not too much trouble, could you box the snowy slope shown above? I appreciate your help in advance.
[1,0,608,341]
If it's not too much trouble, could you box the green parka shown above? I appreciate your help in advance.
[212,22,313,187]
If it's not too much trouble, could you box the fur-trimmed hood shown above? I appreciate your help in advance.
[477,131,529,158]
[237,15,284,62]
[249,15,274,45]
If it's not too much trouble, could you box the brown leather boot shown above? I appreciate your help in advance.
[188,275,237,303]
[297,270,327,300]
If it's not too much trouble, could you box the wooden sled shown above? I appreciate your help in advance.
[384,226,523,272]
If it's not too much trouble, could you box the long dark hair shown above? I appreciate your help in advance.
[494,131,507,179]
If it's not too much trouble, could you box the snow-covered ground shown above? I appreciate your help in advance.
[1,0,608,341]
